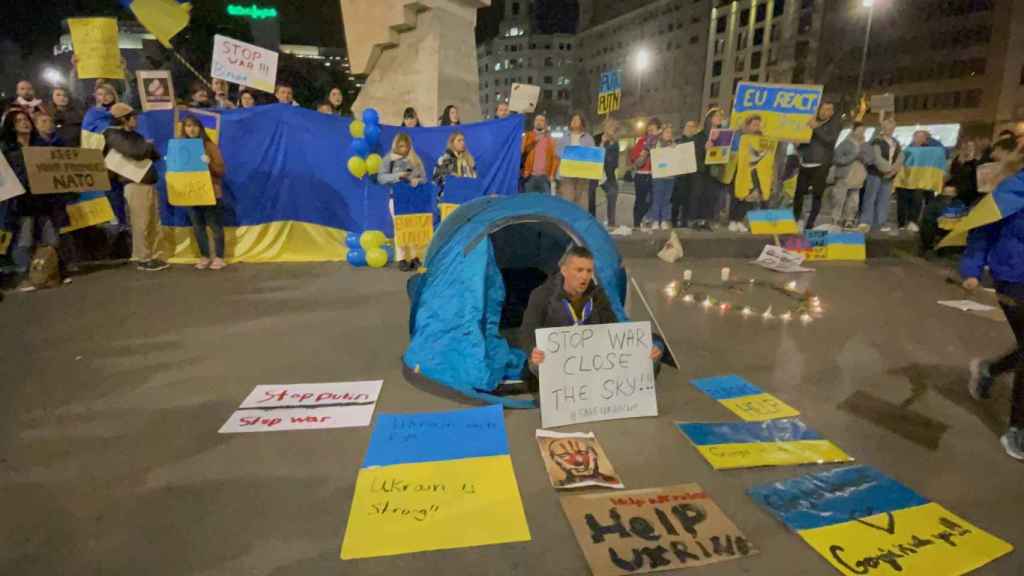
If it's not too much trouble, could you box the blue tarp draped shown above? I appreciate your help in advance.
[137,105,523,236]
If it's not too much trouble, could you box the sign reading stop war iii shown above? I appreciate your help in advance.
[560,484,757,576]
[537,321,658,428]
[731,81,823,143]
[748,466,1013,576]
[23,147,111,194]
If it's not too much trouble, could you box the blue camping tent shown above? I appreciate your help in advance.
[403,194,629,408]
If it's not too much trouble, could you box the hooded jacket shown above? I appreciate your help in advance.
[960,170,1024,284]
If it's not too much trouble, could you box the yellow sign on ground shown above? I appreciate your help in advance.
[68,18,124,79]
[719,393,801,421]
[62,195,115,233]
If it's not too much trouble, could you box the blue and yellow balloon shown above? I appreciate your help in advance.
[362,108,380,127]
[347,156,367,178]
[365,153,382,175]
[366,248,388,268]
[349,120,365,139]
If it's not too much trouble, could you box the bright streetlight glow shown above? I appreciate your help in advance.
[636,120,645,131]
[862,0,874,6]
[42,67,64,86]
[635,48,650,72]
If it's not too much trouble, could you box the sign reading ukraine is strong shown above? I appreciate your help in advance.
[748,466,1013,575]
[731,82,824,143]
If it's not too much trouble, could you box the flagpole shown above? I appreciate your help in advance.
[167,47,214,93]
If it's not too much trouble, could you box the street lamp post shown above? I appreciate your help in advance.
[855,0,875,101]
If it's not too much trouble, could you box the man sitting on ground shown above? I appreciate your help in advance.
[521,245,663,390]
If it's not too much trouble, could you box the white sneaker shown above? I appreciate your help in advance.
[727,221,738,232]
[908,222,920,233]
[610,225,632,236]
[736,222,750,233]
[660,221,671,231]
[856,223,871,233]
[880,226,893,233]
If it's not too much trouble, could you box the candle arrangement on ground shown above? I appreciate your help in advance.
[662,268,824,324]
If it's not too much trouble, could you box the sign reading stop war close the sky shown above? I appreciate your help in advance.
[731,81,824,143]
[537,321,657,428]
[211,34,279,93]
[748,466,1013,576]
[560,483,758,576]
[23,147,111,194]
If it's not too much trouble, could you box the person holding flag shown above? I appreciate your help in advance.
[961,138,1024,460]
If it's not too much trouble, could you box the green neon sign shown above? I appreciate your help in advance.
[226,4,279,20]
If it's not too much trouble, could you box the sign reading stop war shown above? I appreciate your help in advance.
[211,34,279,93]
[537,321,658,428]
[23,147,111,194]
[560,484,758,576]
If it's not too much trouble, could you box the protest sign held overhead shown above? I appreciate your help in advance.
[212,34,279,93]
[537,321,658,428]
[560,484,757,575]
[749,466,1013,576]
[23,147,110,195]
[731,82,824,143]
[137,70,175,112]
[536,430,624,490]
[68,18,124,79]
[340,405,531,559]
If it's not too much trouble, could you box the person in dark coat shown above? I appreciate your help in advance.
[41,87,83,147]
[688,107,725,231]
[520,245,664,391]
[793,101,841,229]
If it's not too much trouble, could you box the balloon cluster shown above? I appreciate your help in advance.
[348,109,383,179]
[345,230,392,269]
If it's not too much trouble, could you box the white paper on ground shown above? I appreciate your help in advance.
[937,300,997,312]
[218,404,378,433]
[219,380,382,433]
[104,149,152,183]
[753,244,814,273]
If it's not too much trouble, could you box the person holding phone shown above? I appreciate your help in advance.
[379,133,427,271]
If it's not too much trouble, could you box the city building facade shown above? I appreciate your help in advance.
[477,0,577,125]
[574,0,712,136]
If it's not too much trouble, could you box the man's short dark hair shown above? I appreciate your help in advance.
[648,117,662,129]
[276,82,292,90]
[560,245,594,265]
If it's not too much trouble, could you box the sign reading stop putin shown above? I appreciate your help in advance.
[211,34,279,93]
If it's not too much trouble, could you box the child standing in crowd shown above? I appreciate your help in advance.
[964,141,1024,460]
[402,107,422,128]
[827,122,868,229]
[648,124,676,230]
[181,116,227,270]
[379,133,427,272]
[433,131,477,193]
[555,112,596,209]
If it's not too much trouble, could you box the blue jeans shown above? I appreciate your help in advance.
[189,203,225,258]
[523,175,551,194]
[860,174,893,229]
[14,216,59,272]
[647,178,673,224]
[602,175,619,226]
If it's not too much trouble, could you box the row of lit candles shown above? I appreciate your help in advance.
[663,271,823,325]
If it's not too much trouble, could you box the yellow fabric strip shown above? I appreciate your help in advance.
[162,220,349,263]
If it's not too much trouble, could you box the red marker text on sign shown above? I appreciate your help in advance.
[257,390,371,404]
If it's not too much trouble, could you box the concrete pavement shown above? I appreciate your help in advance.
[1,256,1021,575]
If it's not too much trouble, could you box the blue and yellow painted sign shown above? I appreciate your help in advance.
[439,175,484,221]
[61,193,115,233]
[749,465,1013,575]
[731,82,824,143]
[558,145,605,180]
[165,138,216,207]
[692,375,800,421]
[747,209,800,236]
[597,70,621,115]
[340,405,531,559]
[676,419,852,470]
[785,231,866,261]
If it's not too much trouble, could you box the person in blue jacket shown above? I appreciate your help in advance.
[964,154,1024,461]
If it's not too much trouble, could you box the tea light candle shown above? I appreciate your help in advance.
[721,267,731,282]
[683,269,692,282]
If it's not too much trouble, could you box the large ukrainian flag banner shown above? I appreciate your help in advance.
[340,405,531,559]
[136,107,523,263]
[938,170,1024,248]
[749,465,1013,576]
[894,146,947,196]
[676,419,852,470]
[557,145,605,180]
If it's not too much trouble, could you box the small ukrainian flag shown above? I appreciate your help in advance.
[747,209,799,235]
[894,146,946,196]
[939,171,1024,248]
[557,145,605,180]
[120,0,192,48]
